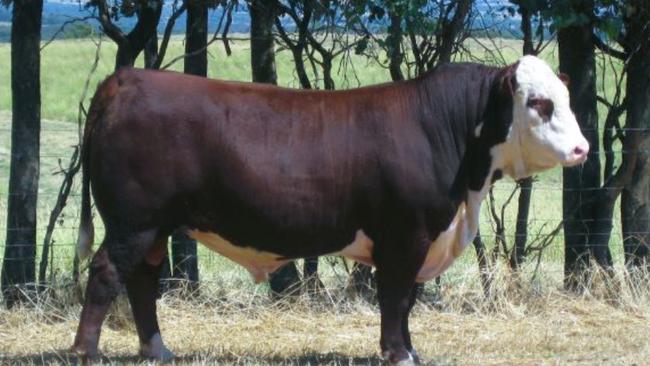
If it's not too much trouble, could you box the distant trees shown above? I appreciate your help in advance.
[1,0,43,307]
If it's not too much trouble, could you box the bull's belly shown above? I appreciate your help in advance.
[187,204,473,284]
[187,230,290,283]
[340,204,472,283]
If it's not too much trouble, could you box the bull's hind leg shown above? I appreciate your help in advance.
[72,247,120,358]
[125,237,174,362]
[73,229,173,361]
[374,234,428,366]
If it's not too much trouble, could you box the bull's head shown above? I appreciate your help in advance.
[497,55,589,179]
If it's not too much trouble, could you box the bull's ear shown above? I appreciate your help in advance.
[500,62,519,96]
[558,73,570,87]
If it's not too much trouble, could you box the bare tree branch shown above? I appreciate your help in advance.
[593,32,628,60]
[40,15,95,51]
[151,1,187,70]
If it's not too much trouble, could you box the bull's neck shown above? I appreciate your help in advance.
[415,64,506,196]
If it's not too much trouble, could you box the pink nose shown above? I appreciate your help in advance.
[573,143,589,159]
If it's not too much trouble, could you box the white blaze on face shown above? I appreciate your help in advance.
[505,55,589,178]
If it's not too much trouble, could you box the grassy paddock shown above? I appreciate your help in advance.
[0,36,638,365]
[1,267,650,365]
[0,36,626,267]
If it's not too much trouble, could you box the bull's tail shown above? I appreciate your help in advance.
[76,133,94,260]
[76,99,100,261]
[76,73,121,261]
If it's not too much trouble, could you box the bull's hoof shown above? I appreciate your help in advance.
[70,345,100,364]
[71,341,99,358]
[383,351,418,366]
[140,333,175,363]
[394,358,417,366]
[409,349,421,364]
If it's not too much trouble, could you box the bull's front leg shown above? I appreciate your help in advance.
[402,284,420,363]
[373,234,428,366]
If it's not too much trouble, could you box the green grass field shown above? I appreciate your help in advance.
[0,36,393,123]
[0,36,628,288]
[0,36,644,366]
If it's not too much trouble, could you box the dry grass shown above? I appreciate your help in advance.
[2,267,650,366]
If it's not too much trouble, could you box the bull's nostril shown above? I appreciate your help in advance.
[573,145,588,157]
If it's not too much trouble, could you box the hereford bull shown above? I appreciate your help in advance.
[72,55,588,365]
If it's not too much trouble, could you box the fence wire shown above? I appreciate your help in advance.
[0,44,649,286]
[1,121,648,282]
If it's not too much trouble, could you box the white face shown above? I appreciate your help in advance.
[507,56,589,177]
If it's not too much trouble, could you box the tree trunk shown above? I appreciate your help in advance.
[163,0,209,286]
[250,0,277,84]
[473,230,493,298]
[113,0,163,70]
[269,264,301,297]
[321,56,335,90]
[437,0,471,64]
[273,7,312,89]
[558,1,604,291]
[184,0,208,77]
[511,178,532,270]
[291,47,312,89]
[622,147,650,269]
[520,3,534,55]
[387,11,404,81]
[171,232,198,285]
[510,2,535,270]
[622,1,650,270]
[1,0,43,308]
[144,35,159,69]
[115,43,137,69]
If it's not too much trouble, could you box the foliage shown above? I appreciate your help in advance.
[84,0,223,21]
[539,0,628,41]
[59,22,96,39]
[344,0,473,77]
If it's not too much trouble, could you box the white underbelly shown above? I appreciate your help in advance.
[187,202,476,284]
[187,230,289,283]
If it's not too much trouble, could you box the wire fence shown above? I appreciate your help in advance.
[0,27,649,288]
[1,116,648,288]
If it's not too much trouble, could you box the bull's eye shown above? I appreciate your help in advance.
[526,97,554,122]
